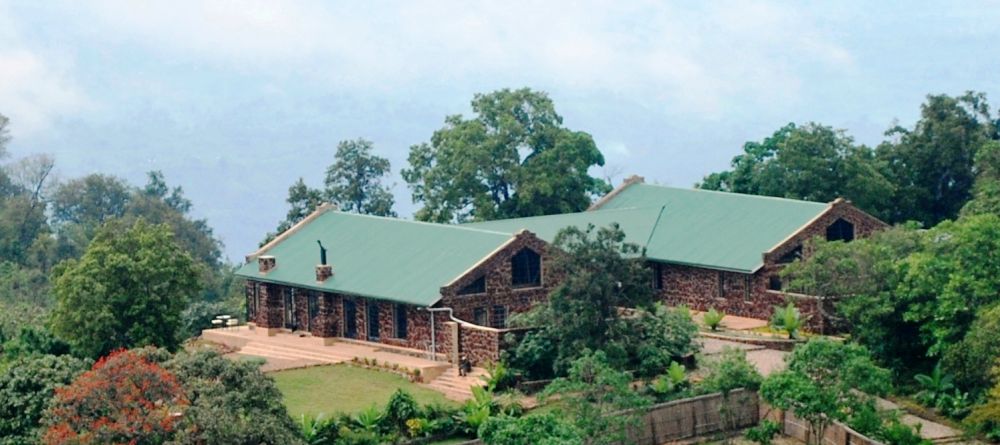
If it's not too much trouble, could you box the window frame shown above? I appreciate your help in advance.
[458,275,487,295]
[393,304,408,339]
[510,248,542,289]
[491,305,508,329]
[826,218,855,242]
[473,307,488,326]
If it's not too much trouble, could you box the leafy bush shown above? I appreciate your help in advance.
[914,363,954,407]
[703,308,724,331]
[41,349,189,444]
[483,360,516,392]
[698,347,762,395]
[650,361,688,401]
[745,419,782,445]
[629,303,700,379]
[165,349,304,445]
[381,389,419,437]
[760,339,891,445]
[0,354,89,445]
[479,413,582,445]
[770,302,805,339]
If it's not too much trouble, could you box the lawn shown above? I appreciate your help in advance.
[272,364,457,418]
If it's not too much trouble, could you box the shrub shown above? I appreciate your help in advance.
[381,389,420,437]
[703,308,724,331]
[41,349,188,444]
[914,363,954,407]
[0,354,90,445]
[745,419,782,445]
[479,413,582,445]
[699,347,762,395]
[630,303,700,379]
[770,302,805,339]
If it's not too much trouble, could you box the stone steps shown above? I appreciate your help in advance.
[424,367,489,401]
[239,342,349,364]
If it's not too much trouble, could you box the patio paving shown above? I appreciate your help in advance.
[202,326,487,400]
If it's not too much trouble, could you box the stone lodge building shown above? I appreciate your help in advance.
[237,176,885,365]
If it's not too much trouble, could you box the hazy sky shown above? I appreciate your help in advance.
[2,1,998,261]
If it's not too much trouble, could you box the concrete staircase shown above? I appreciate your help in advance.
[424,366,489,401]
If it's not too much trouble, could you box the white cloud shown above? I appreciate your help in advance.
[0,2,87,136]
[16,0,856,120]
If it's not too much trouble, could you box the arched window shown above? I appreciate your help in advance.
[826,218,855,242]
[511,248,541,287]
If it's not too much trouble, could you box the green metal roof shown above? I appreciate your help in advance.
[594,184,830,272]
[235,210,513,306]
[462,207,664,254]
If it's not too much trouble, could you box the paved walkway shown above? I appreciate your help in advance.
[202,327,486,400]
[691,311,770,330]
[698,337,788,377]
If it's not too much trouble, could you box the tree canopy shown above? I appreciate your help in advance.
[877,92,998,226]
[699,122,894,220]
[402,88,610,223]
[51,219,202,358]
[324,138,395,217]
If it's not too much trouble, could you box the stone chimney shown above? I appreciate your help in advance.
[258,255,276,274]
[316,264,333,282]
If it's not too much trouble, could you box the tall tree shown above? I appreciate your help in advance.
[50,174,132,259]
[961,140,1000,217]
[876,92,998,226]
[50,219,202,358]
[262,178,325,246]
[324,138,395,216]
[402,88,610,223]
[699,122,893,219]
[505,224,690,379]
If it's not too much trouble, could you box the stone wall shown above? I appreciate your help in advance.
[457,323,503,366]
[654,201,886,333]
[439,231,557,326]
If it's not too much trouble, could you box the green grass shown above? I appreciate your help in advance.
[272,364,457,418]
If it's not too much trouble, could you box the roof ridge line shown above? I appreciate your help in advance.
[463,205,662,225]
[247,203,336,261]
[588,174,645,211]
[326,210,513,236]
[638,183,828,206]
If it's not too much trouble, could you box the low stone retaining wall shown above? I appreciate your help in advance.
[701,331,803,351]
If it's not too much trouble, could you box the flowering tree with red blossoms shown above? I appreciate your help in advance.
[42,349,188,445]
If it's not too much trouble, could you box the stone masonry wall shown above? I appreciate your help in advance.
[440,231,557,327]
[457,324,502,366]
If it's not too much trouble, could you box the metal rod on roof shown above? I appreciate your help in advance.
[316,240,327,265]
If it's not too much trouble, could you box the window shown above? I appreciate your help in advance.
[744,275,752,301]
[394,304,408,339]
[247,283,259,319]
[777,245,802,264]
[473,307,488,326]
[491,306,508,329]
[367,301,380,341]
[717,272,726,298]
[768,275,782,291]
[826,218,855,242]
[511,248,541,287]
[651,263,663,290]
[307,292,318,331]
[458,276,486,295]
